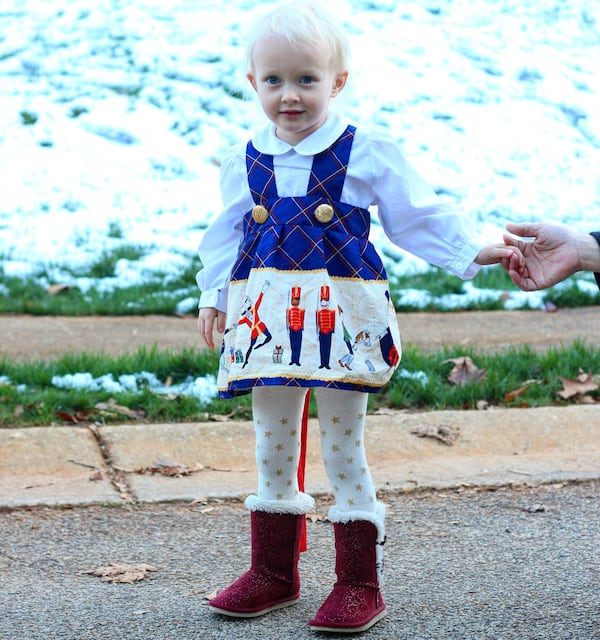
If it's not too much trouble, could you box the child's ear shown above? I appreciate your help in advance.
[246,72,258,92]
[331,70,349,97]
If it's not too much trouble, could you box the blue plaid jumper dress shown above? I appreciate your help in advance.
[217,126,401,398]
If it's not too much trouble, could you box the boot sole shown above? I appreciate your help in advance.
[209,596,300,618]
[309,607,387,633]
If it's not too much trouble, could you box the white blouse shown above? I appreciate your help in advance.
[197,112,484,311]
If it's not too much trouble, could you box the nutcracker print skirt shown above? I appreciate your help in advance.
[216,269,401,398]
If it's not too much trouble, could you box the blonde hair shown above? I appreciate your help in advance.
[245,1,350,74]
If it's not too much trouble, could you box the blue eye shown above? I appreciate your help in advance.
[266,76,280,85]
[299,76,313,84]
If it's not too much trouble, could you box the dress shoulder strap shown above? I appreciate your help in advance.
[246,141,277,204]
[307,125,356,201]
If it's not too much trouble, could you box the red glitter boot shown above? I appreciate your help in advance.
[309,503,387,633]
[209,493,313,617]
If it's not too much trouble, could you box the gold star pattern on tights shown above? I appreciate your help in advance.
[319,422,376,510]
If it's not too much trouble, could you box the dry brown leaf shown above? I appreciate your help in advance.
[504,385,529,403]
[138,457,201,477]
[577,369,594,383]
[209,408,251,422]
[83,562,157,583]
[443,357,486,386]
[410,423,460,446]
[95,398,146,419]
[209,414,233,422]
[557,370,598,400]
[47,283,78,296]
[55,409,95,424]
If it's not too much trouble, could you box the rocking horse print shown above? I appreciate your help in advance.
[338,303,372,371]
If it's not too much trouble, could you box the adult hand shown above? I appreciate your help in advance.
[503,222,589,291]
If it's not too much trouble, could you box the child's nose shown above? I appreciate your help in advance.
[281,84,299,102]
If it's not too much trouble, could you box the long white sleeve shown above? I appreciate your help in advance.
[345,126,484,279]
[196,145,251,311]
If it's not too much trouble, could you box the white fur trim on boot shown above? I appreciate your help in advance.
[328,502,386,583]
[245,492,315,515]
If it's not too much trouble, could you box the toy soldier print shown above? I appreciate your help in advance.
[287,286,305,366]
[316,285,335,369]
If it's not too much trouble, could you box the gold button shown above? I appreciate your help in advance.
[252,205,269,224]
[314,203,334,223]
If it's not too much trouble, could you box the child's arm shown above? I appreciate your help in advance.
[198,307,227,349]
[196,146,248,349]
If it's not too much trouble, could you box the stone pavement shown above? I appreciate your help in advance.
[1,405,598,508]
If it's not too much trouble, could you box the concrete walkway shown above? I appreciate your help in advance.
[2,405,598,508]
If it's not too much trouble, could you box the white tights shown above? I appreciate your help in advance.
[252,387,377,512]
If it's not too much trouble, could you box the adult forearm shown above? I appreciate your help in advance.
[577,232,600,272]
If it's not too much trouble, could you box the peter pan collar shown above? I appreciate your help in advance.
[251,112,349,156]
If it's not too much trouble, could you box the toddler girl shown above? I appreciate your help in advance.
[197,1,520,633]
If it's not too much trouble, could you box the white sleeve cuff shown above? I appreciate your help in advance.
[447,240,483,279]
[198,286,229,313]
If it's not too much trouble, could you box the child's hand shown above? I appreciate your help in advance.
[198,307,226,349]
[475,243,524,271]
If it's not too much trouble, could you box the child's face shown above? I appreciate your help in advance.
[247,34,347,146]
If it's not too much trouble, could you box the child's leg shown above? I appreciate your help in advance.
[310,388,386,633]
[209,386,313,618]
[252,386,306,501]
[314,388,376,512]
